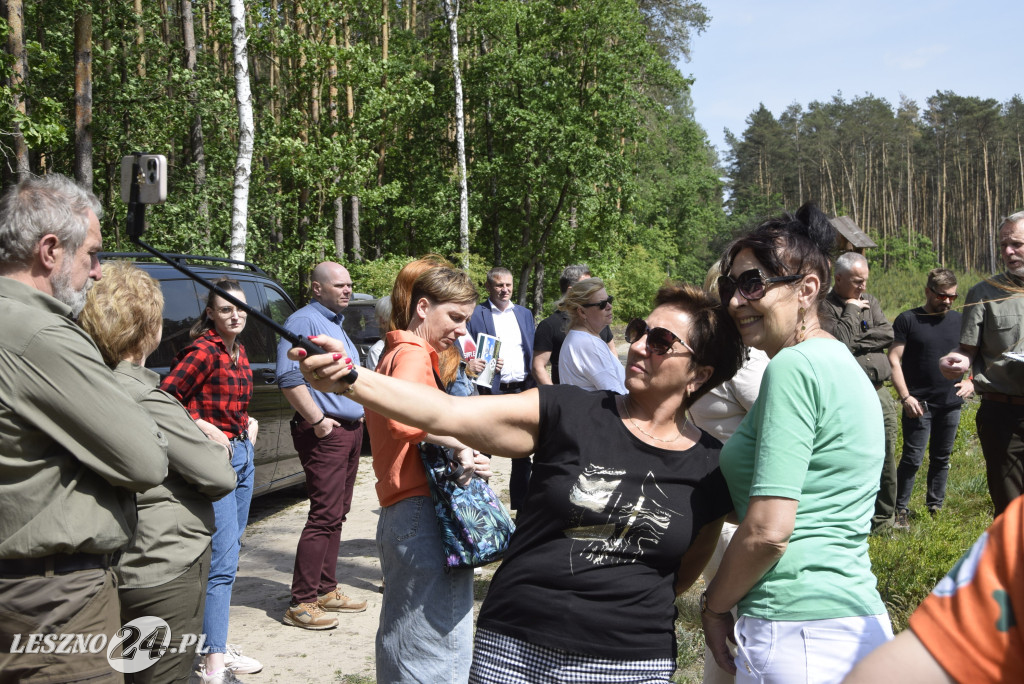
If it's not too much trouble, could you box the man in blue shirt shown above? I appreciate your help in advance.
[276,262,367,630]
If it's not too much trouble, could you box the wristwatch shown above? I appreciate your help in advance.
[700,591,730,617]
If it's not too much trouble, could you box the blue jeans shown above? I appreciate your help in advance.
[376,496,473,683]
[203,437,254,654]
[896,405,961,511]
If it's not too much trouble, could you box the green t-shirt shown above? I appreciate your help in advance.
[720,338,886,621]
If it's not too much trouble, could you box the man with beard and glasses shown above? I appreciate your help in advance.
[941,211,1024,517]
[889,268,973,530]
[0,174,169,683]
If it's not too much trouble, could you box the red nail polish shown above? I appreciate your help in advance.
[297,349,307,358]
[332,353,344,361]
[307,335,317,340]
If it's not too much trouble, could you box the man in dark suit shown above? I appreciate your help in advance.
[467,266,536,511]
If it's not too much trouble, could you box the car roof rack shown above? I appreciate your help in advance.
[99,252,269,277]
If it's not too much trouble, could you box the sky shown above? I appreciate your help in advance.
[683,0,1024,162]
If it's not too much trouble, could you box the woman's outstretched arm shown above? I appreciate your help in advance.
[290,335,540,458]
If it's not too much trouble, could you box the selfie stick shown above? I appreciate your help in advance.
[124,153,357,382]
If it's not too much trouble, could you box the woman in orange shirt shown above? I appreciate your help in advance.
[366,264,488,683]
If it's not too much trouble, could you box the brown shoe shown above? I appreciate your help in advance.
[283,602,339,630]
[317,587,368,613]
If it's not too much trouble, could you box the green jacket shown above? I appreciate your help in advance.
[959,272,1024,396]
[111,361,236,588]
[0,278,168,559]
[820,290,894,385]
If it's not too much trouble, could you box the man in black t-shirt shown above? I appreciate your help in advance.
[532,264,616,385]
[888,268,974,529]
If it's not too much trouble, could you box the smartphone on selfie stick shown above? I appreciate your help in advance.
[120,152,357,381]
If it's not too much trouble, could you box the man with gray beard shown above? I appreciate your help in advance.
[0,174,168,682]
[941,211,1024,517]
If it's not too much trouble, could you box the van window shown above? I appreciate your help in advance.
[237,280,276,365]
[151,279,202,369]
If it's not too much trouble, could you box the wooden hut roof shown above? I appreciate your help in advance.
[829,216,877,249]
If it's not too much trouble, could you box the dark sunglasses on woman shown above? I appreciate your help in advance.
[624,318,694,355]
[718,268,805,303]
[581,296,614,310]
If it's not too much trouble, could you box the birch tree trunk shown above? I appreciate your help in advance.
[73,7,93,190]
[229,0,254,262]
[441,0,469,267]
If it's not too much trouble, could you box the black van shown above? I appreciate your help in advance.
[100,253,307,496]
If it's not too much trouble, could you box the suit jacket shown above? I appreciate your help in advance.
[467,301,536,394]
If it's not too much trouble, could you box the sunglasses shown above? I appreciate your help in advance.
[625,318,695,356]
[581,296,614,311]
[717,268,805,302]
[928,286,958,301]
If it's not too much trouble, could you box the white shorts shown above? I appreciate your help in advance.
[733,613,893,684]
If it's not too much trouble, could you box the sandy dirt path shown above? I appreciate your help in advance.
[224,452,514,683]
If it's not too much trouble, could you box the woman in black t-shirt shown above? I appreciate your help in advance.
[291,283,745,683]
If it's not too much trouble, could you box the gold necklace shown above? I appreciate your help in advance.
[621,397,684,444]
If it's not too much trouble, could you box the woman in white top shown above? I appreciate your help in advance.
[557,277,626,393]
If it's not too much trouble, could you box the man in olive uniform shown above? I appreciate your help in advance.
[0,175,169,682]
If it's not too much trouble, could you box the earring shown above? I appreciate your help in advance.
[796,306,807,342]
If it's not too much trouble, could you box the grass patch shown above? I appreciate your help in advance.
[869,398,990,631]
[336,675,375,684]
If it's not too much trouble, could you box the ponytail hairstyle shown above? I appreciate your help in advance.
[720,202,836,304]
[190,279,246,361]
[387,255,464,386]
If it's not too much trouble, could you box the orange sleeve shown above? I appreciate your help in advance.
[376,344,437,443]
[909,496,1024,684]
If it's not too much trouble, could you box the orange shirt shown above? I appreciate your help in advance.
[910,495,1024,683]
[365,330,440,507]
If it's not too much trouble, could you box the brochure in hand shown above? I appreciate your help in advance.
[474,333,502,388]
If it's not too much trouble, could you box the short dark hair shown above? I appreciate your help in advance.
[486,267,513,286]
[559,264,591,294]
[720,202,836,304]
[927,268,957,291]
[652,282,745,409]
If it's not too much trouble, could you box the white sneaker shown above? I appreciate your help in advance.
[196,667,246,684]
[223,644,263,674]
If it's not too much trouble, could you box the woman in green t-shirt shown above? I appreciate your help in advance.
[701,203,893,684]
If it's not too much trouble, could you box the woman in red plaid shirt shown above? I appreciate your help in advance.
[161,279,260,684]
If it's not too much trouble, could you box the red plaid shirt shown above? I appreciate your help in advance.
[160,331,253,438]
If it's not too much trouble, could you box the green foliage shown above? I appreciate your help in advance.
[878,227,937,271]
[605,244,673,323]
[866,265,985,322]
[0,0,721,321]
[869,399,990,631]
[345,251,491,302]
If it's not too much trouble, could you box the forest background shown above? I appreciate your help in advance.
[1,0,1023,317]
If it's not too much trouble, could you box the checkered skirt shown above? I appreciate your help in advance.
[469,628,675,683]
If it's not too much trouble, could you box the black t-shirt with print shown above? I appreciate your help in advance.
[476,384,733,660]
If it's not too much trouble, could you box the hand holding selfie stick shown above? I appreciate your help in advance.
[123,152,357,382]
